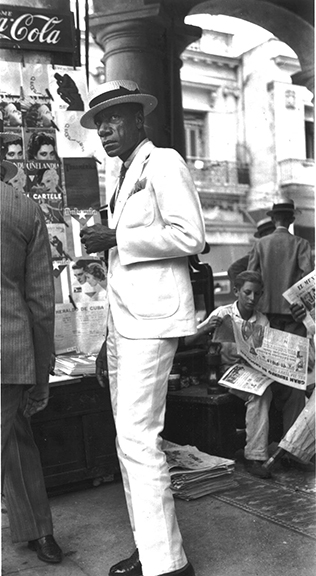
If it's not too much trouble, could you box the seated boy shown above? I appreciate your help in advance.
[186,271,272,479]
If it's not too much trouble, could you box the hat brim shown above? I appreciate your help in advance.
[0,132,21,144]
[254,225,276,237]
[266,208,297,216]
[1,160,18,182]
[80,94,158,129]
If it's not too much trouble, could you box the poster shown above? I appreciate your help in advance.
[54,110,104,160]
[21,62,50,98]
[24,127,58,161]
[0,61,22,95]
[63,157,100,210]
[26,161,66,225]
[70,258,107,303]
[48,65,88,112]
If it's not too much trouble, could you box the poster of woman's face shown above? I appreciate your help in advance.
[25,130,58,161]
[22,95,56,129]
[8,165,27,194]
[0,98,22,127]
[2,135,24,161]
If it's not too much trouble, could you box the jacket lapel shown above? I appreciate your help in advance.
[111,140,155,228]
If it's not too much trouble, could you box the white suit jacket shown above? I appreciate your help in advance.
[107,140,205,338]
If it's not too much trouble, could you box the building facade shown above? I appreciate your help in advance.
[180,24,314,272]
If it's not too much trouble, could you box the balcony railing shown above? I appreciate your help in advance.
[278,158,315,187]
[186,158,250,194]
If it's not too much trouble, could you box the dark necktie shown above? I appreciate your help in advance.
[110,163,127,214]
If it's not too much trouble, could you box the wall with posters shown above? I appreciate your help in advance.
[0,1,108,355]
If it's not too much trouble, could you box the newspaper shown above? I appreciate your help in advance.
[55,353,97,376]
[219,364,273,396]
[162,440,236,500]
[233,319,309,390]
[282,270,315,335]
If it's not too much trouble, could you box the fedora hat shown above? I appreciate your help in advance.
[266,198,297,216]
[254,217,275,238]
[0,159,18,182]
[80,80,158,129]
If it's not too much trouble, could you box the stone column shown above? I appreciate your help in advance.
[89,1,201,157]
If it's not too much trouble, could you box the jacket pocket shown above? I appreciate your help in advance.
[124,262,180,319]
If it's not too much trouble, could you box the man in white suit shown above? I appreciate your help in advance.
[80,81,205,576]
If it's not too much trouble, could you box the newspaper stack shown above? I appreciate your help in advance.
[55,353,97,376]
[163,440,236,500]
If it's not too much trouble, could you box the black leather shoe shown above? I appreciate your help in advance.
[245,459,272,479]
[157,562,195,576]
[109,548,142,575]
[28,535,63,564]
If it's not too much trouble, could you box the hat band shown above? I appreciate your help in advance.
[90,86,140,109]
[272,204,294,211]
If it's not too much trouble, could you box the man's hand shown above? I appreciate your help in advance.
[197,315,223,335]
[49,353,56,376]
[96,340,108,388]
[23,383,49,418]
[290,303,307,324]
[80,224,117,254]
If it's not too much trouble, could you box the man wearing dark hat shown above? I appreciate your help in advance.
[247,198,313,434]
[1,160,63,564]
[80,80,205,576]
[0,158,18,183]
[227,217,275,284]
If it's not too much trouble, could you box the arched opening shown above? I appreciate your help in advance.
[179,11,314,270]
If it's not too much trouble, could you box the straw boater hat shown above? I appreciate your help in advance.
[254,217,275,238]
[80,80,158,129]
[0,159,18,182]
[266,198,297,216]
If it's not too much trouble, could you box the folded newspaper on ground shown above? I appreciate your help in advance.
[282,270,315,335]
[219,363,273,395]
[232,319,309,390]
[162,440,236,500]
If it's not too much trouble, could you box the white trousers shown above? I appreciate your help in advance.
[107,312,187,576]
[232,384,273,461]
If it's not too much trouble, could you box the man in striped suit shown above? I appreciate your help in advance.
[1,159,63,564]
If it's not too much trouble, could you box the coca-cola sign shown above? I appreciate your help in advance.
[0,4,74,52]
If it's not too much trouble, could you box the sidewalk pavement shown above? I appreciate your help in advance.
[2,458,316,576]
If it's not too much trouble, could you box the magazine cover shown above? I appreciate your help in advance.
[24,128,58,161]
[7,162,27,194]
[0,94,23,129]
[26,161,67,225]
[22,95,58,131]
[1,131,25,162]
[69,258,107,303]
[47,223,72,262]
[63,157,100,211]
